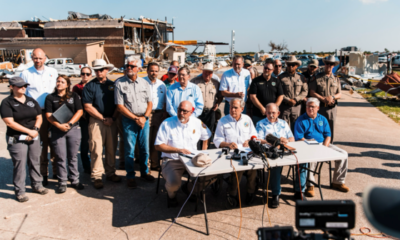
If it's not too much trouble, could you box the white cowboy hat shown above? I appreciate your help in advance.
[92,59,114,71]
[202,62,214,72]
[322,55,339,66]
[285,55,302,66]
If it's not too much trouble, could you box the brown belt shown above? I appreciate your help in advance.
[151,109,163,114]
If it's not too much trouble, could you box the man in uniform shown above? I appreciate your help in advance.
[144,62,167,170]
[272,59,284,78]
[278,56,308,131]
[309,55,341,142]
[300,59,319,115]
[213,98,258,206]
[249,61,284,125]
[115,56,155,189]
[219,56,251,115]
[166,67,204,117]
[82,59,121,189]
[155,101,212,207]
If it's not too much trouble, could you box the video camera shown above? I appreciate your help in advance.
[257,200,355,240]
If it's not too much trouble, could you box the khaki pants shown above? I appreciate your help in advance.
[40,111,56,176]
[229,170,257,196]
[307,159,348,186]
[116,115,125,165]
[149,110,165,168]
[319,106,337,143]
[88,117,117,180]
[280,104,302,132]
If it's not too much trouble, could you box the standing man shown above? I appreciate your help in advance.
[144,62,167,170]
[309,56,341,142]
[244,59,259,79]
[115,56,155,189]
[82,59,121,189]
[272,59,284,78]
[166,67,204,117]
[164,65,179,90]
[249,61,284,125]
[278,56,308,131]
[21,48,58,186]
[161,60,180,82]
[190,62,222,145]
[219,56,251,115]
[300,59,319,115]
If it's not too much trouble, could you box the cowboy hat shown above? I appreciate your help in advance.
[202,62,214,72]
[308,59,319,67]
[285,55,301,66]
[322,55,339,66]
[244,59,252,66]
[92,59,114,71]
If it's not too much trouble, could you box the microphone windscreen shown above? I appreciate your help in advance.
[251,135,257,140]
[249,139,262,155]
[266,133,280,145]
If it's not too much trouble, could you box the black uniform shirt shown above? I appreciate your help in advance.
[45,92,82,114]
[249,75,284,117]
[0,95,41,137]
[82,78,116,118]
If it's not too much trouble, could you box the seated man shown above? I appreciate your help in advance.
[213,98,258,206]
[294,97,349,197]
[155,101,212,207]
[256,103,306,208]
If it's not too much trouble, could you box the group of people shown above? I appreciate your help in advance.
[1,48,348,209]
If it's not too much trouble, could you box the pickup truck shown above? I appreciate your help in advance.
[45,58,93,76]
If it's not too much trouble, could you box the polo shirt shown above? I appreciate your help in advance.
[0,95,41,137]
[294,113,331,142]
[72,81,85,97]
[82,78,116,118]
[249,75,284,117]
[45,92,82,114]
[21,66,58,108]
[164,79,175,90]
[114,76,152,116]
[219,68,251,102]
[154,116,211,160]
[213,113,257,148]
[143,76,166,110]
[166,82,204,117]
[256,117,293,140]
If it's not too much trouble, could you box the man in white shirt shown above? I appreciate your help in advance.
[20,48,58,185]
[219,56,251,115]
[143,62,167,170]
[155,101,212,207]
[213,98,258,206]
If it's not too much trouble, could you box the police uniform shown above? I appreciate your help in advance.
[309,72,341,142]
[0,95,44,197]
[213,114,258,197]
[300,70,317,115]
[278,72,308,131]
[154,116,212,198]
[45,92,82,187]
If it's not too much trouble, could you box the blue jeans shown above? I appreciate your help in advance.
[224,101,247,115]
[122,116,150,179]
[252,115,264,126]
[270,163,307,195]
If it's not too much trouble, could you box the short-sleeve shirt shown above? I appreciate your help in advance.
[143,76,166,110]
[114,76,152,115]
[190,75,221,109]
[72,81,85,98]
[294,113,331,142]
[0,95,41,137]
[213,114,257,148]
[278,72,308,103]
[166,82,204,117]
[249,75,284,117]
[309,72,341,98]
[219,68,252,102]
[154,116,211,160]
[82,78,116,118]
[45,92,82,114]
[256,117,293,140]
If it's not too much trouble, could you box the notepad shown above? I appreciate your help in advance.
[305,139,319,145]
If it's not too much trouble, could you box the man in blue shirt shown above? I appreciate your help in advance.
[294,97,349,197]
[166,67,204,117]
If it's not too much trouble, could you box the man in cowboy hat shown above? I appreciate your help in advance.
[277,56,308,131]
[300,59,320,115]
[244,59,259,79]
[190,62,223,148]
[82,59,121,189]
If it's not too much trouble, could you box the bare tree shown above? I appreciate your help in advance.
[268,40,288,51]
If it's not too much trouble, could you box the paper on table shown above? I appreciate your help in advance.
[19,135,38,141]
[305,140,319,145]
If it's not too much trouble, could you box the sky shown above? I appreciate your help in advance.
[1,0,399,53]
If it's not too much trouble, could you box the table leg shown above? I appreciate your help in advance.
[202,189,210,235]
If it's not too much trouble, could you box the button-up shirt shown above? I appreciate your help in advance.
[20,66,58,108]
[278,72,308,103]
[294,113,331,142]
[309,72,341,98]
[190,75,221,110]
[219,68,251,102]
[166,82,204,117]
[143,76,166,110]
[256,117,294,140]
[114,76,152,116]
[213,114,257,148]
[155,116,211,160]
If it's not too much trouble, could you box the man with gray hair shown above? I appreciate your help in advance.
[213,98,258,206]
[115,56,155,189]
[294,97,349,197]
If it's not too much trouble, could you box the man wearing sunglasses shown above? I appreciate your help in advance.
[300,59,319,115]
[115,56,154,189]
[155,101,212,207]
[272,59,284,78]
[278,56,308,131]
[161,60,179,83]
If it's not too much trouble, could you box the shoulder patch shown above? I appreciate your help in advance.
[201,122,207,129]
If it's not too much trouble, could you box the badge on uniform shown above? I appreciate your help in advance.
[108,86,114,91]
[272,82,276,86]
[259,82,264,85]
[67,98,74,104]
[244,122,249,127]
[201,122,207,129]
[319,121,323,126]
[27,101,35,107]
[123,86,128,91]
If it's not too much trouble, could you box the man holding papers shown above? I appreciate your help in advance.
[155,101,211,207]
[213,98,258,206]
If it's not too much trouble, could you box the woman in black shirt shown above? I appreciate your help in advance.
[45,75,84,193]
[0,77,49,202]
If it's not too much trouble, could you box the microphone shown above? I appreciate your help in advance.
[249,138,262,156]
[266,133,281,146]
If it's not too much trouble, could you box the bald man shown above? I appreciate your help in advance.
[21,48,58,186]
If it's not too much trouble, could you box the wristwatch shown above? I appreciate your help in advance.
[34,127,40,131]
[332,95,336,100]
[68,122,73,128]
[144,116,149,120]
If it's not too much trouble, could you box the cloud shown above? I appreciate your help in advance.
[359,0,388,4]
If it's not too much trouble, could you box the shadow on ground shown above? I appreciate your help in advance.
[334,142,400,151]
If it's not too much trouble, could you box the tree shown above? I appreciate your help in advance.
[384,48,390,53]
[260,50,265,53]
[268,40,288,52]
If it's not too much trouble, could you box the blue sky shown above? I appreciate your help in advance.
[1,0,398,53]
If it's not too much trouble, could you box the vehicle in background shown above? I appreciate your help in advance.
[186,55,200,63]
[392,55,400,67]
[297,54,321,59]
[378,54,388,63]
[46,58,93,76]
[243,55,254,62]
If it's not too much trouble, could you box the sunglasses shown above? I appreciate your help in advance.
[95,68,107,72]
[275,65,282,68]
[178,108,191,114]
[13,85,27,88]
[125,64,138,69]
[309,66,317,69]
[325,63,335,66]
[287,64,297,67]
[264,67,274,71]
[81,72,91,76]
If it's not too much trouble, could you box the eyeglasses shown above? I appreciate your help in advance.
[95,68,107,72]
[81,73,91,76]
[178,108,191,114]
[264,67,274,71]
[275,65,282,68]
[125,64,138,69]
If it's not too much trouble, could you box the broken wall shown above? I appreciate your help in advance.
[365,55,379,73]
[348,52,364,75]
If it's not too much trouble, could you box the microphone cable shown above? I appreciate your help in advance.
[230,157,242,239]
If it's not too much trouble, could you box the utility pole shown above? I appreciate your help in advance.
[230,30,235,58]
